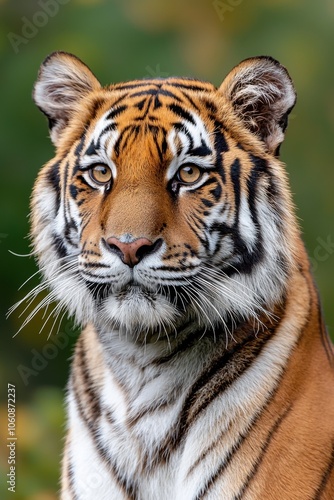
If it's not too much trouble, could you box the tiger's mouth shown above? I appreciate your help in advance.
[84,276,164,304]
[115,282,156,301]
[82,274,187,334]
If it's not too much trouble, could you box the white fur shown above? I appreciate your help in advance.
[66,274,304,499]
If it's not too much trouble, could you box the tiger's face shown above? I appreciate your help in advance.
[32,52,297,339]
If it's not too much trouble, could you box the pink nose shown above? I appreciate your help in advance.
[106,237,162,267]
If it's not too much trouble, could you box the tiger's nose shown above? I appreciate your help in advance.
[106,237,162,267]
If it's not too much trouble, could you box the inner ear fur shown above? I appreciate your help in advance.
[33,51,101,146]
[219,56,296,155]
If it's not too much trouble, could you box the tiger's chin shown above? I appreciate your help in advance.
[97,285,181,341]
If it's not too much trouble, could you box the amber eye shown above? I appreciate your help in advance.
[177,164,203,184]
[89,164,112,185]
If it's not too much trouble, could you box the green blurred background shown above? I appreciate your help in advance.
[0,0,333,498]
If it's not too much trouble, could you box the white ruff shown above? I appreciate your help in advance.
[99,287,180,336]
[66,273,304,499]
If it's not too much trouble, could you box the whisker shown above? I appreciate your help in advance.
[12,273,80,337]
[8,249,37,258]
[187,281,233,346]
[8,261,79,319]
[44,302,66,340]
[194,274,261,321]
[182,281,213,337]
[17,254,77,290]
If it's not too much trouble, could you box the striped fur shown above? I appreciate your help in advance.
[29,52,334,499]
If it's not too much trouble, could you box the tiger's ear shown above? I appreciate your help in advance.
[33,51,101,146]
[219,56,296,155]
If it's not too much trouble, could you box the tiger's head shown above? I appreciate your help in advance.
[31,52,298,340]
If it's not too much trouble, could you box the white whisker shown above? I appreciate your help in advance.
[8,249,37,258]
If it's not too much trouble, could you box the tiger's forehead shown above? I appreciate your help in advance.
[81,78,220,173]
[93,78,217,128]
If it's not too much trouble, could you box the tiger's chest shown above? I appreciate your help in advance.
[64,322,298,500]
[67,368,235,500]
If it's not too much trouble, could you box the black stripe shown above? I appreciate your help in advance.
[152,134,163,163]
[218,154,266,275]
[90,122,118,153]
[113,82,155,91]
[195,406,293,499]
[77,198,85,207]
[70,184,78,200]
[135,98,147,111]
[233,404,293,500]
[158,88,183,101]
[172,121,186,133]
[131,88,159,98]
[201,198,213,208]
[213,123,228,183]
[81,249,101,257]
[188,140,212,157]
[89,97,105,121]
[193,396,291,500]
[106,105,128,121]
[72,340,138,499]
[167,81,213,92]
[313,442,334,500]
[202,98,218,114]
[52,234,68,258]
[74,136,86,158]
[154,324,209,365]
[195,176,219,190]
[153,94,162,110]
[168,103,196,124]
[79,213,92,233]
[161,133,168,156]
[76,174,92,189]
[210,183,222,201]
[114,125,140,156]
[76,337,101,422]
[151,263,199,272]
[189,366,284,485]
[71,381,137,499]
[66,449,79,500]
[179,125,194,151]
[83,140,97,157]
[81,261,110,269]
[64,219,78,247]
[150,314,284,469]
[100,122,117,138]
[179,91,201,112]
[180,320,280,428]
[116,126,135,155]
[47,161,61,212]
[265,174,285,226]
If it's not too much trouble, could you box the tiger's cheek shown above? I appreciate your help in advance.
[72,192,105,252]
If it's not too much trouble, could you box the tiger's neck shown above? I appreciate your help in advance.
[78,259,326,419]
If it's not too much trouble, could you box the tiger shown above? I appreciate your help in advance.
[28,51,334,499]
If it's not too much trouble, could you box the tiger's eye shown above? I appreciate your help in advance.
[89,164,112,185]
[177,165,202,184]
